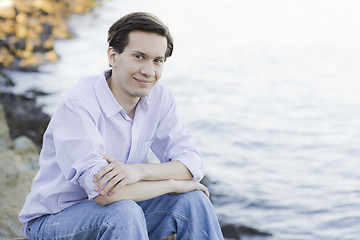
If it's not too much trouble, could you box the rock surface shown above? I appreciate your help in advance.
[0,0,100,70]
[0,90,50,150]
[0,104,38,238]
[0,104,12,149]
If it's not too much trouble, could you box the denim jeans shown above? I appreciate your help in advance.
[26,191,224,239]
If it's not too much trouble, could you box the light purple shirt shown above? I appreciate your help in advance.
[18,70,205,235]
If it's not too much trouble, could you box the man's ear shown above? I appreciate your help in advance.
[107,47,117,67]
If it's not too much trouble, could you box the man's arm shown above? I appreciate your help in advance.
[93,179,209,205]
[139,160,193,180]
[93,155,193,196]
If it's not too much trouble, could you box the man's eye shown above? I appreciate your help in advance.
[155,59,164,64]
[134,54,143,59]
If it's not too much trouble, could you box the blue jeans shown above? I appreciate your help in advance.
[26,191,224,239]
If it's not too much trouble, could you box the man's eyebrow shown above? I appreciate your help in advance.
[131,50,165,59]
[155,56,165,60]
[131,50,147,56]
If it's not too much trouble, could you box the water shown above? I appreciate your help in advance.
[8,0,360,239]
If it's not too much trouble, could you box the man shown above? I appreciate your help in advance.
[19,12,224,239]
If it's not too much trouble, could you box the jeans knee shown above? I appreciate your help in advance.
[168,190,212,217]
[99,200,148,239]
[101,200,145,225]
[180,190,210,206]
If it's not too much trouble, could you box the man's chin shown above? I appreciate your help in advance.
[132,90,150,98]
[133,85,156,97]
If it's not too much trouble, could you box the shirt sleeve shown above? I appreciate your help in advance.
[151,89,205,181]
[52,98,108,199]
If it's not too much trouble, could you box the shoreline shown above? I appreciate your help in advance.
[1,0,103,148]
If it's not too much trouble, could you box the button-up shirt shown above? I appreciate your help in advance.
[18,70,205,234]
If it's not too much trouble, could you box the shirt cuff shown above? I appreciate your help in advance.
[174,154,205,181]
[78,162,108,199]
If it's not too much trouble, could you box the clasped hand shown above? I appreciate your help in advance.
[93,155,142,196]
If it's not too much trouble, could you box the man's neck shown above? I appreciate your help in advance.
[106,76,139,119]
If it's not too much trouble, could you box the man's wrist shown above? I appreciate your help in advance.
[134,163,146,180]
[166,179,176,193]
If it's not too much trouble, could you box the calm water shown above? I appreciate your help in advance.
[9,0,360,239]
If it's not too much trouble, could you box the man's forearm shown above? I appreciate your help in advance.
[94,180,174,205]
[94,156,195,197]
[137,160,193,181]
[93,179,208,205]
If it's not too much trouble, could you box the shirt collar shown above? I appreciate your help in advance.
[95,69,149,118]
[94,70,122,118]
[138,95,149,112]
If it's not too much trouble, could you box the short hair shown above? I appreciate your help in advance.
[108,12,173,60]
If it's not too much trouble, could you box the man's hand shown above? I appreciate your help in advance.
[172,179,210,198]
[93,155,142,196]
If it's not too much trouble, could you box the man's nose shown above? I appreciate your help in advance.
[140,61,155,77]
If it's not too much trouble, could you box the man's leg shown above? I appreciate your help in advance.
[137,190,224,240]
[26,199,149,240]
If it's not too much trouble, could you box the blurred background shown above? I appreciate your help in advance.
[1,0,360,239]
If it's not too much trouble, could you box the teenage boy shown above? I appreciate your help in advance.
[19,12,224,239]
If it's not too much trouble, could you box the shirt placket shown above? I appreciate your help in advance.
[125,105,145,164]
[127,120,139,164]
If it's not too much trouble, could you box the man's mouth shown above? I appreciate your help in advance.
[134,77,154,85]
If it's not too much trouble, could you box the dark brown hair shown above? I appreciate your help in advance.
[108,12,173,60]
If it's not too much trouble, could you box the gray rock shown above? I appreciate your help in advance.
[13,136,38,154]
[0,104,12,150]
[0,91,50,149]
[0,149,37,238]
[13,136,39,170]
[0,104,38,238]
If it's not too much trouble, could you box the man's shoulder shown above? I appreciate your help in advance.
[61,74,100,110]
[70,74,98,94]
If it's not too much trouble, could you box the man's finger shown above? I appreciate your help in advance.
[102,154,116,163]
[94,166,118,191]
[100,175,123,195]
[205,188,210,198]
[93,164,114,183]
[202,186,210,198]
[93,156,120,183]
[108,178,130,196]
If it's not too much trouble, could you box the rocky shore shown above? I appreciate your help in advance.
[0,0,100,71]
[0,0,98,238]
[1,0,102,146]
[0,3,98,236]
[0,103,39,238]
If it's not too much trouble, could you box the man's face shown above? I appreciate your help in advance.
[110,30,168,100]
